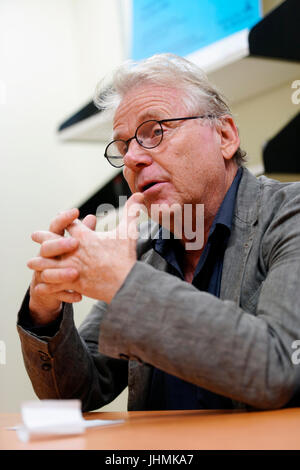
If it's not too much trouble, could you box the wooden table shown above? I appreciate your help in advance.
[1,408,300,450]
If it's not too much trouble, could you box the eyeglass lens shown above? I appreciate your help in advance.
[105,120,163,167]
[136,120,163,148]
[105,141,127,167]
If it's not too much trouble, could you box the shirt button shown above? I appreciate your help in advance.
[38,351,50,362]
[41,363,52,371]
[131,355,144,365]
[119,353,129,360]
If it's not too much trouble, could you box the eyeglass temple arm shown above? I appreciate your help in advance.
[158,115,214,124]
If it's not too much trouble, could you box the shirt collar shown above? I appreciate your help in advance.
[209,166,243,234]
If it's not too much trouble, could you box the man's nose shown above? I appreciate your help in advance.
[123,139,153,171]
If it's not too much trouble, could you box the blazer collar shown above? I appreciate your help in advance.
[220,167,262,302]
[233,166,261,226]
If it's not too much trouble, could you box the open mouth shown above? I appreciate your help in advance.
[142,182,158,192]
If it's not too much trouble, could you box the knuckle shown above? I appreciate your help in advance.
[49,223,57,233]
[34,283,45,295]
[69,268,79,280]
[62,237,72,248]
[40,271,48,283]
[39,244,48,257]
[59,270,66,281]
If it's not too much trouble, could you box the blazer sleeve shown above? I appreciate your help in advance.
[17,291,128,412]
[97,190,300,410]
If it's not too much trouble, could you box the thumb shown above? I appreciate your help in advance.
[117,192,146,240]
[67,217,91,237]
[82,214,97,231]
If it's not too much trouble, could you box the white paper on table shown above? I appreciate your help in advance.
[9,400,124,442]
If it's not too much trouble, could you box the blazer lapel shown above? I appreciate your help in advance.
[220,168,261,303]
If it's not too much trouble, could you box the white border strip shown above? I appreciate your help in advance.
[186,28,250,73]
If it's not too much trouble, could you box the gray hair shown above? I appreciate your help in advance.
[94,53,246,166]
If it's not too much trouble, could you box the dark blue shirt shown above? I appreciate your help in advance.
[146,167,243,410]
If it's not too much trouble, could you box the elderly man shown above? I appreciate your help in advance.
[18,54,300,411]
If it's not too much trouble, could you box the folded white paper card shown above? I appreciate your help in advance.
[14,400,124,442]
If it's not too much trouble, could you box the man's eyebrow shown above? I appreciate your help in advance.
[113,110,165,141]
[137,110,164,122]
[112,130,123,141]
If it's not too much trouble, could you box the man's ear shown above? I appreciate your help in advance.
[218,115,240,161]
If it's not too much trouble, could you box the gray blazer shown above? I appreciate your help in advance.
[17,168,300,411]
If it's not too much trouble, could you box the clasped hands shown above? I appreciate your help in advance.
[27,193,145,325]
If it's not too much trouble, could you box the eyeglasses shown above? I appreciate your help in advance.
[104,115,214,168]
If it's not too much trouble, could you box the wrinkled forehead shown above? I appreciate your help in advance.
[113,84,190,135]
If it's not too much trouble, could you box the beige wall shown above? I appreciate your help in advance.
[237,0,299,172]
[0,0,125,412]
[263,0,284,14]
[234,79,299,172]
[0,0,299,413]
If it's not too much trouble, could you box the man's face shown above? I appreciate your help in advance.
[113,84,234,218]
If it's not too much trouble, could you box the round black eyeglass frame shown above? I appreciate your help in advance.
[104,115,214,168]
